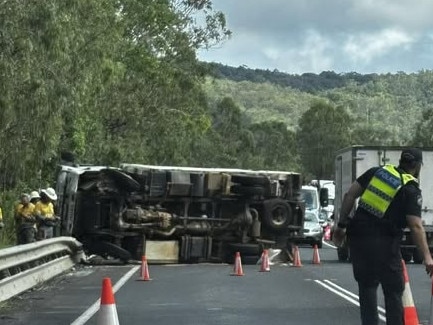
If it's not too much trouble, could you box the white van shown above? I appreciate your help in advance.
[299,185,329,248]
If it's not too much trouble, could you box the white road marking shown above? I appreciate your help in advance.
[70,265,140,325]
[322,240,337,249]
[315,279,386,323]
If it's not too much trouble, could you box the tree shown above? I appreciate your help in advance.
[296,101,352,180]
[248,121,299,171]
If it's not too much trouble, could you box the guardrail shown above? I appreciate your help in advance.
[0,236,84,303]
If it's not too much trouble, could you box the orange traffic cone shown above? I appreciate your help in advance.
[312,244,321,265]
[259,249,271,272]
[231,251,244,276]
[292,246,302,267]
[401,259,420,325]
[139,255,152,281]
[324,225,331,241]
[97,277,120,325]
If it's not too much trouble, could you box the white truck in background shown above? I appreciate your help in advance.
[311,180,335,220]
[334,145,433,263]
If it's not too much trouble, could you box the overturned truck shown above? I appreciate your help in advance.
[56,164,305,263]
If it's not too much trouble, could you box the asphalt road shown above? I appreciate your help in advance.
[1,243,433,325]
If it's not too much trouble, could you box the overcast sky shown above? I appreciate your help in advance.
[197,0,433,74]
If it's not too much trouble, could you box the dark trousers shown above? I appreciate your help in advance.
[17,225,36,245]
[350,235,404,325]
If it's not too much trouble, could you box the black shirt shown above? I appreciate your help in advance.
[348,166,422,237]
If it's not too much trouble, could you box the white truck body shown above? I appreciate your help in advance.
[334,145,433,262]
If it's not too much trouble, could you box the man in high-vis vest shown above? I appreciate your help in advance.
[333,148,433,325]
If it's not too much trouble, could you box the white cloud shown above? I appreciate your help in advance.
[348,0,433,31]
[198,0,433,73]
[280,30,333,73]
[343,29,415,64]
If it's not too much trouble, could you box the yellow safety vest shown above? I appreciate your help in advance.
[358,165,417,218]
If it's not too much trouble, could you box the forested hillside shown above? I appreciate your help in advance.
[206,62,378,93]
[1,1,433,247]
[203,64,433,180]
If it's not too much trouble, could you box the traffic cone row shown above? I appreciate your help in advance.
[97,247,324,324]
[401,259,420,325]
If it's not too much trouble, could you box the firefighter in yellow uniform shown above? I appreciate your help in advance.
[34,188,58,240]
[15,193,36,244]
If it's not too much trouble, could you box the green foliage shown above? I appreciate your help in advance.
[206,63,377,92]
[247,121,299,171]
[204,68,433,180]
[0,0,229,246]
[297,101,352,179]
[203,77,319,130]
[0,191,21,247]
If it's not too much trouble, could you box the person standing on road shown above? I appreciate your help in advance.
[333,148,433,325]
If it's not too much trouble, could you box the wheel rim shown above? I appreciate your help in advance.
[271,206,287,226]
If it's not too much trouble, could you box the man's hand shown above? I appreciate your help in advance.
[424,255,433,277]
[333,227,346,247]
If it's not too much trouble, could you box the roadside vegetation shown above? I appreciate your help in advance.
[1,1,433,246]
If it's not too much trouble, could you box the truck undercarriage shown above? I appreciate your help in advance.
[57,165,305,264]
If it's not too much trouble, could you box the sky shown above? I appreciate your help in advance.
[197,0,433,74]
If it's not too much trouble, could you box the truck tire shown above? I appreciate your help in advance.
[262,199,293,231]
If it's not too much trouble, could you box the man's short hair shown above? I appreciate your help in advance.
[400,148,423,164]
